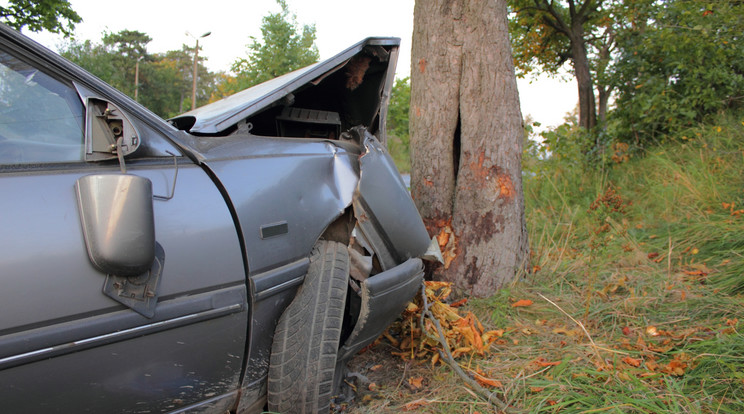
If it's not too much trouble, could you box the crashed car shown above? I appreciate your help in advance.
[0,23,435,413]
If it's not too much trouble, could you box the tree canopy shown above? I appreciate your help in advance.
[61,30,214,118]
[610,0,744,142]
[223,0,319,96]
[508,0,628,130]
[0,0,81,36]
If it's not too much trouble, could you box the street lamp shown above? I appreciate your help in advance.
[134,55,144,102]
[187,31,211,110]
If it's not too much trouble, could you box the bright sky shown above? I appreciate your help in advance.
[25,0,576,128]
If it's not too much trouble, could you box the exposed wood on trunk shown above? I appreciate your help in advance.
[411,0,529,297]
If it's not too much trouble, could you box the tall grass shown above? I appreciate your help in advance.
[347,114,744,413]
[506,112,744,412]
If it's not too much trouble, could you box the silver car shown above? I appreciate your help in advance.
[0,23,432,413]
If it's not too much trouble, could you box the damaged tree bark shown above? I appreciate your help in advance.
[410,0,529,297]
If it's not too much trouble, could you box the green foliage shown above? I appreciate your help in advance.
[386,77,411,173]
[0,0,81,36]
[227,0,319,95]
[61,31,214,118]
[610,1,744,143]
[508,0,577,78]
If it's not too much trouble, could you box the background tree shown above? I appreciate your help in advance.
[99,30,152,97]
[225,0,319,95]
[386,77,411,172]
[610,0,744,143]
[0,0,80,36]
[61,31,214,118]
[508,0,645,129]
[410,0,529,297]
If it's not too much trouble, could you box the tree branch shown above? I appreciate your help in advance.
[537,0,570,34]
[419,284,517,413]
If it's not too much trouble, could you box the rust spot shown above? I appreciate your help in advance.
[467,151,489,182]
[465,151,516,201]
[418,58,427,73]
[496,173,515,200]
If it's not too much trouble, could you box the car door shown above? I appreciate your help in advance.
[0,44,248,413]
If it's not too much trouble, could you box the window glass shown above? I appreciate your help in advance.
[0,50,84,164]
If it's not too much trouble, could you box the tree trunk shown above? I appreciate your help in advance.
[597,85,609,124]
[411,0,529,297]
[570,27,597,130]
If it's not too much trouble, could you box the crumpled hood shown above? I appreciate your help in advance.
[170,37,400,136]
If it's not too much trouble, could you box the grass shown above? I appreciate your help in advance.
[345,113,744,413]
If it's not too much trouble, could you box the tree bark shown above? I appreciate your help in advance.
[411,0,529,297]
[570,28,597,130]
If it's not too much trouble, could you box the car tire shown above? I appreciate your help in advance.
[268,240,349,413]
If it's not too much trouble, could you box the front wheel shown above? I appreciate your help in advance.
[268,240,349,413]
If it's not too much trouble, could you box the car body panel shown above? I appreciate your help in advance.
[0,22,432,413]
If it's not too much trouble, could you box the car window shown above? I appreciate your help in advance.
[0,50,84,165]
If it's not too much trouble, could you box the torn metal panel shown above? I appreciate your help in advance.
[352,127,431,270]
[337,258,424,362]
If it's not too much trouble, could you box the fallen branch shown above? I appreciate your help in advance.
[419,284,517,413]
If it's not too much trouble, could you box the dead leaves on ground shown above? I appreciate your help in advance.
[383,281,506,388]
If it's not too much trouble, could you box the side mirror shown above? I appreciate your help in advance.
[75,174,155,276]
[85,98,140,162]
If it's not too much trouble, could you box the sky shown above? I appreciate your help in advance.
[24,0,577,128]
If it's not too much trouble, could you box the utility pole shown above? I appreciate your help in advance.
[189,31,211,110]
[134,55,144,102]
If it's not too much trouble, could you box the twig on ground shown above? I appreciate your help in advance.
[419,284,517,413]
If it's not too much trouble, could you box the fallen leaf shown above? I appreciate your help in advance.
[451,346,473,358]
[473,371,503,388]
[370,364,383,372]
[483,329,504,344]
[646,326,659,336]
[552,327,569,335]
[405,302,420,313]
[383,330,399,347]
[408,376,424,390]
[622,356,642,367]
[534,357,561,367]
[368,382,377,391]
[530,386,545,393]
[431,352,440,367]
[648,252,659,259]
[622,326,632,336]
[512,299,533,308]
[403,398,429,411]
[450,298,468,307]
